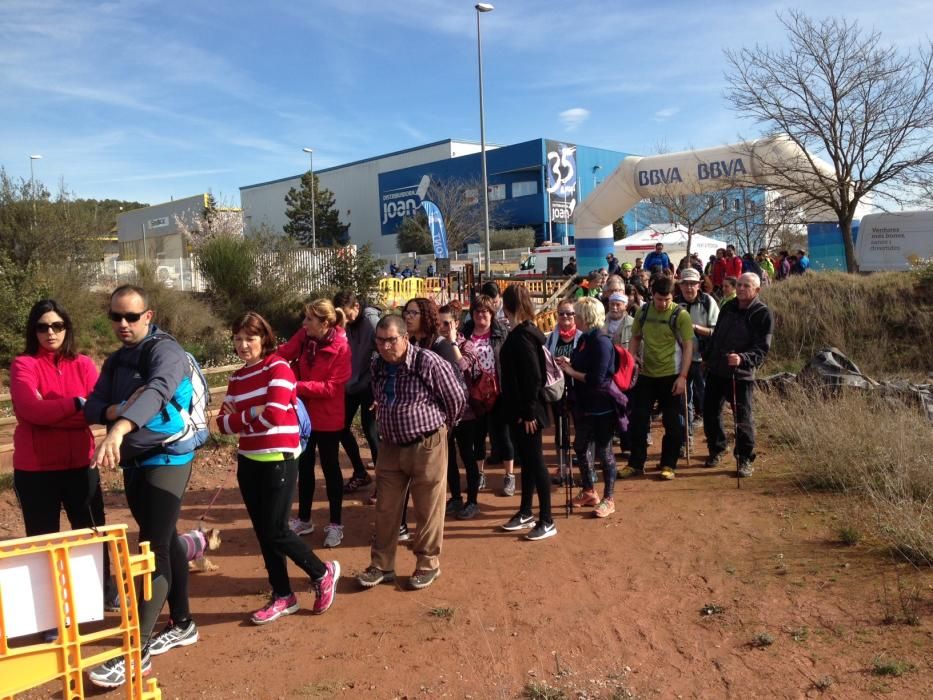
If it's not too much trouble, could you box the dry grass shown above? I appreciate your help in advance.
[759,385,933,565]
[761,271,933,375]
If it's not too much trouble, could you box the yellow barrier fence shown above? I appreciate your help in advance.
[0,525,160,700]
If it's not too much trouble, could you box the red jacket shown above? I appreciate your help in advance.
[722,255,743,279]
[278,326,351,432]
[9,350,99,471]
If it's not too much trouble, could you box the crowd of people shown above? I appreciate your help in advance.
[6,246,775,686]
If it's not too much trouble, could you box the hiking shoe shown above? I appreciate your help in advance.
[250,594,299,625]
[501,513,535,531]
[445,497,464,515]
[289,518,314,536]
[148,619,198,655]
[457,502,480,520]
[501,474,516,497]
[737,459,754,478]
[618,466,644,479]
[410,568,440,590]
[358,566,395,588]
[572,489,599,507]
[525,521,557,541]
[323,524,344,548]
[344,473,372,493]
[311,561,340,614]
[659,467,676,481]
[478,473,487,490]
[398,524,412,542]
[594,498,616,518]
[88,649,151,688]
[704,452,724,468]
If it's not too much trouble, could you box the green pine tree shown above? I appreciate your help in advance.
[283,172,349,247]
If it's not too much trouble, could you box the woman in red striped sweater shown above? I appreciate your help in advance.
[216,312,339,625]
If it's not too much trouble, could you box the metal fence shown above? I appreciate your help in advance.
[93,248,346,294]
[377,247,529,273]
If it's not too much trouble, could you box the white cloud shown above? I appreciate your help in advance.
[654,107,680,121]
[559,108,591,131]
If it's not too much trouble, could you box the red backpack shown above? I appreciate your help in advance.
[611,343,637,392]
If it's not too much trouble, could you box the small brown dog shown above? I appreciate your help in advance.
[179,526,222,572]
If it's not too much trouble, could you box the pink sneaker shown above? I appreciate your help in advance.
[311,561,340,615]
[250,594,298,625]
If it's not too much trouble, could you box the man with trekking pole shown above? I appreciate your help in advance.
[701,273,774,478]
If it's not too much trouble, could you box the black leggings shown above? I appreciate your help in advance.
[123,463,192,645]
[340,388,379,479]
[447,419,483,504]
[510,424,552,524]
[238,455,326,596]
[13,467,117,601]
[297,431,343,524]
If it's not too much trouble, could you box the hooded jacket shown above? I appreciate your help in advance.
[278,325,351,432]
[10,349,98,472]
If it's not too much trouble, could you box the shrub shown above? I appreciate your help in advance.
[490,227,535,250]
[759,385,933,565]
[761,272,933,375]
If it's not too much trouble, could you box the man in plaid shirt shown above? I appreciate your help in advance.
[357,315,465,591]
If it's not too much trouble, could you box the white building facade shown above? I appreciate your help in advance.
[239,139,486,256]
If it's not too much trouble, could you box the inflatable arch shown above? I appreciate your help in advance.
[572,135,835,274]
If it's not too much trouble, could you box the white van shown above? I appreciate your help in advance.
[856,211,933,271]
[514,244,576,277]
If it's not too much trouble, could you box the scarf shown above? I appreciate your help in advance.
[558,324,577,341]
[303,326,336,365]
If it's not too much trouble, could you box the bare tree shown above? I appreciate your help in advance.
[725,190,808,254]
[725,11,933,272]
[395,176,503,254]
[638,178,746,258]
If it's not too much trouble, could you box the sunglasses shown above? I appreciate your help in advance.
[558,311,575,317]
[108,310,148,323]
[37,322,66,333]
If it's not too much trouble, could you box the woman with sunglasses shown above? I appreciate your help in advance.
[9,300,119,625]
[544,298,582,485]
[279,300,351,548]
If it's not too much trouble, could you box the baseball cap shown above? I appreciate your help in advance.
[678,269,701,283]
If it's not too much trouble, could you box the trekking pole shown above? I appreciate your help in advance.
[732,370,740,490]
[682,390,691,470]
[563,409,574,517]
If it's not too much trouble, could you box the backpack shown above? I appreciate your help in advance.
[539,345,565,403]
[638,304,687,346]
[611,343,637,392]
[137,335,211,455]
[293,398,313,453]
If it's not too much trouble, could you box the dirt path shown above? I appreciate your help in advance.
[2,431,930,699]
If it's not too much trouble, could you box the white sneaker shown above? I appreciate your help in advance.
[323,523,344,548]
[289,518,314,536]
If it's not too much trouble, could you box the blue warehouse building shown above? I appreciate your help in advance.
[378,138,634,246]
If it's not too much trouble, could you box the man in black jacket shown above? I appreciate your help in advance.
[701,273,774,477]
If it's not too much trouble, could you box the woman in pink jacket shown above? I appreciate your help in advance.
[10,299,118,613]
[278,299,352,548]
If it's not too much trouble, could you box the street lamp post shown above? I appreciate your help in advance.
[29,154,42,230]
[475,3,494,276]
[302,147,317,250]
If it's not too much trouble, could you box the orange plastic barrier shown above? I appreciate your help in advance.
[0,525,160,700]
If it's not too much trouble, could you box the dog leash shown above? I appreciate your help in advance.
[198,466,234,523]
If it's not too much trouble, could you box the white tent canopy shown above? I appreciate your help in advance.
[613,224,727,265]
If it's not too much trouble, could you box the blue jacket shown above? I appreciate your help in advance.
[570,328,614,415]
[86,326,194,467]
[644,251,671,273]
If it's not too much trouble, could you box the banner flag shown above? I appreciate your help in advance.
[421,199,449,259]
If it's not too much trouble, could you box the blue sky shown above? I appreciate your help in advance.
[1,0,926,206]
